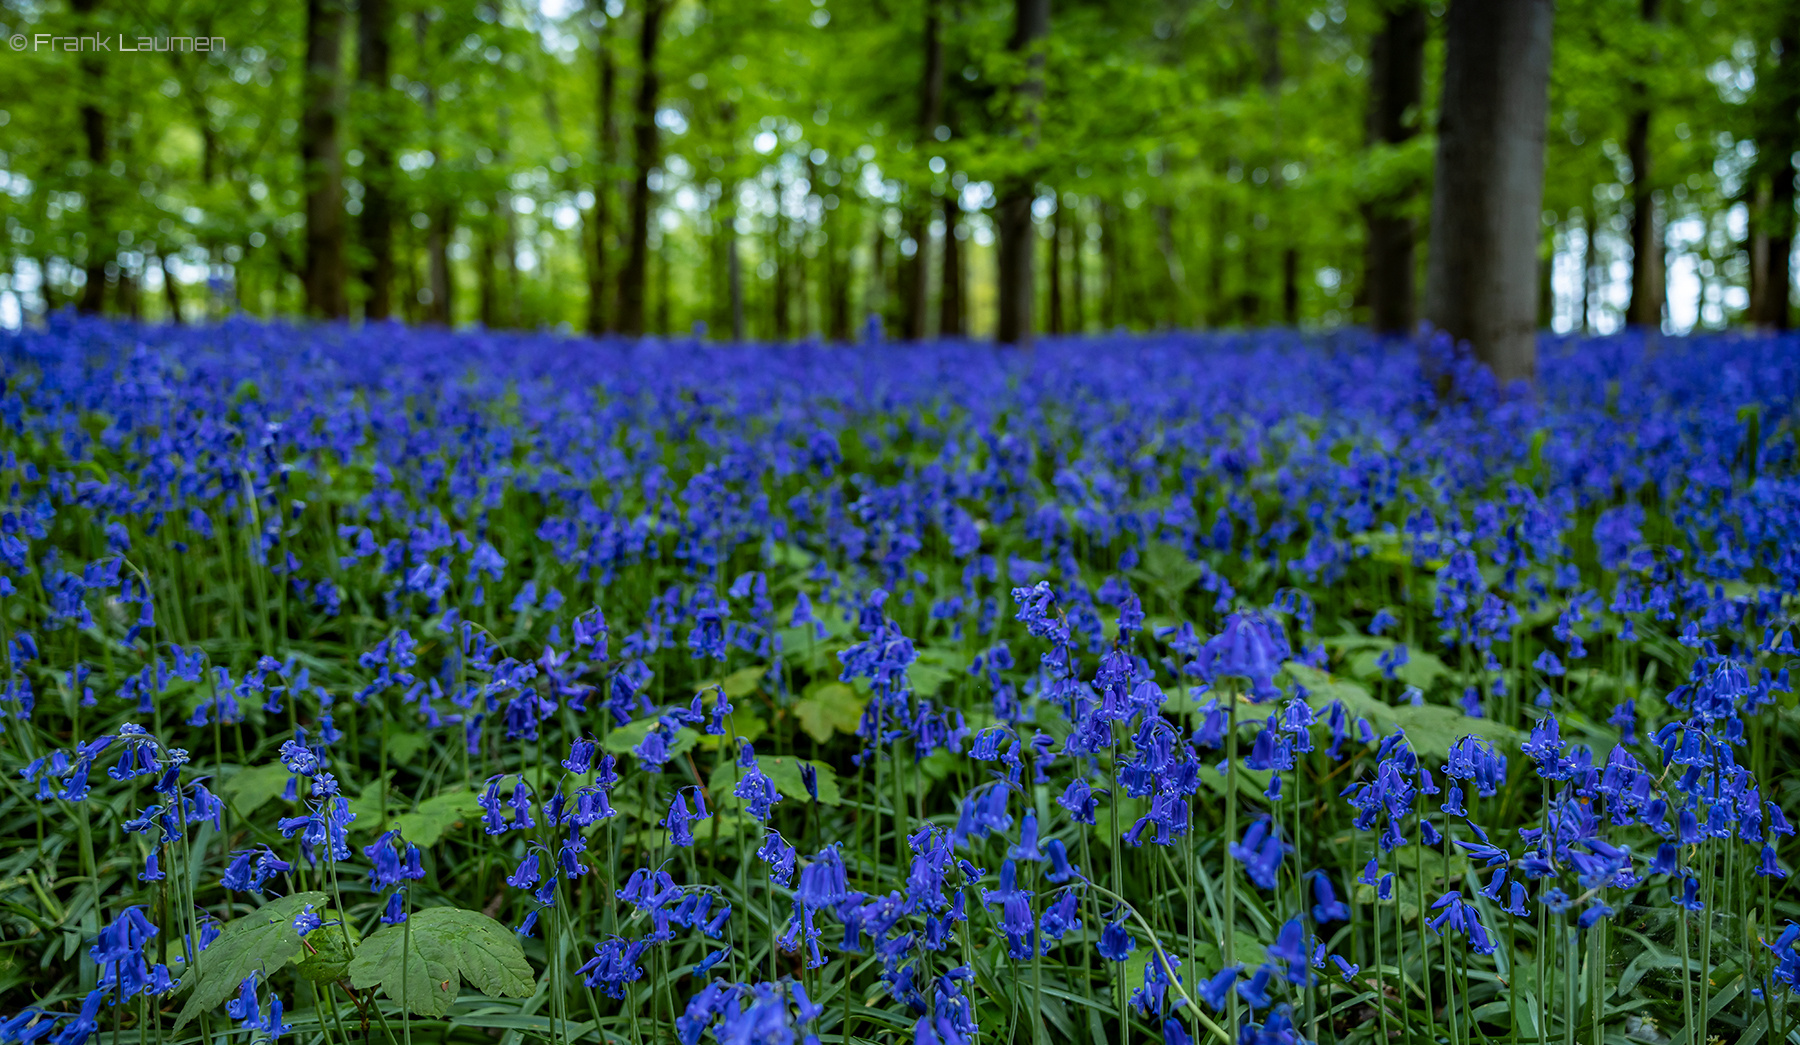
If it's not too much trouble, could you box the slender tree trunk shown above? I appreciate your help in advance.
[478,230,498,328]
[1364,0,1425,334]
[72,0,109,314]
[868,215,889,337]
[1048,194,1065,334]
[160,252,183,324]
[588,12,618,334]
[1580,206,1595,333]
[1100,199,1119,329]
[1069,196,1085,332]
[995,0,1049,345]
[426,203,454,324]
[1282,246,1299,325]
[901,0,946,340]
[358,0,395,319]
[1423,0,1553,383]
[302,0,348,318]
[773,172,790,340]
[729,232,746,341]
[617,0,663,336]
[940,197,963,337]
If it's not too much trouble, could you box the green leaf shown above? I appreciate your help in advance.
[175,892,329,1028]
[794,682,865,743]
[386,788,486,847]
[386,731,430,765]
[292,909,360,983]
[696,665,768,699]
[1388,704,1522,760]
[907,660,957,696]
[347,906,536,1016]
[1130,541,1202,599]
[708,755,841,807]
[217,762,294,818]
[601,718,699,761]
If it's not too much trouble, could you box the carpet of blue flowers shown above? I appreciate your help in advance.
[1,316,1799,1045]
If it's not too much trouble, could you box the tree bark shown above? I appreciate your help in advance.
[1621,0,1664,328]
[1069,196,1085,332]
[302,0,349,319]
[1364,0,1425,334]
[588,11,618,334]
[995,0,1049,345]
[160,252,183,324]
[72,0,107,314]
[358,0,395,320]
[903,0,946,340]
[940,197,963,337]
[1048,194,1065,334]
[1751,14,1798,329]
[1282,246,1299,326]
[617,0,663,336]
[1580,205,1596,333]
[1423,0,1553,383]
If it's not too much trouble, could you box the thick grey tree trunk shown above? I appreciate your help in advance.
[1423,0,1553,384]
[995,0,1049,345]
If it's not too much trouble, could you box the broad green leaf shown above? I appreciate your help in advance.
[386,789,486,847]
[1388,704,1522,759]
[794,682,865,743]
[601,718,699,761]
[695,665,768,699]
[347,906,535,1016]
[175,892,329,1028]
[386,731,430,765]
[708,755,841,808]
[907,660,957,696]
[292,909,360,983]
[1131,541,1202,598]
[1286,662,1395,731]
[217,762,294,818]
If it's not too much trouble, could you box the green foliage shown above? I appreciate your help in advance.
[345,906,536,1017]
[174,892,329,1028]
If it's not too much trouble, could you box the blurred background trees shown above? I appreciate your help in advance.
[0,0,1793,343]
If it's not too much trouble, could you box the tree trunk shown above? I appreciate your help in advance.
[1751,14,1798,329]
[426,203,454,324]
[1622,0,1664,328]
[729,231,746,341]
[1069,196,1085,332]
[904,0,945,340]
[1282,246,1299,325]
[617,0,663,336]
[1423,0,1553,384]
[995,0,1049,345]
[1048,194,1064,334]
[160,252,183,324]
[478,231,498,327]
[773,172,790,340]
[588,12,618,335]
[358,0,395,320]
[1580,205,1596,333]
[72,0,107,314]
[1100,199,1119,329]
[302,0,348,319]
[1364,0,1425,334]
[940,197,963,337]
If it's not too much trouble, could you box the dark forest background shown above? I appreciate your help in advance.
[0,0,1794,352]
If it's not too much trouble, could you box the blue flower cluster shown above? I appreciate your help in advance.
[1,318,1798,1045]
